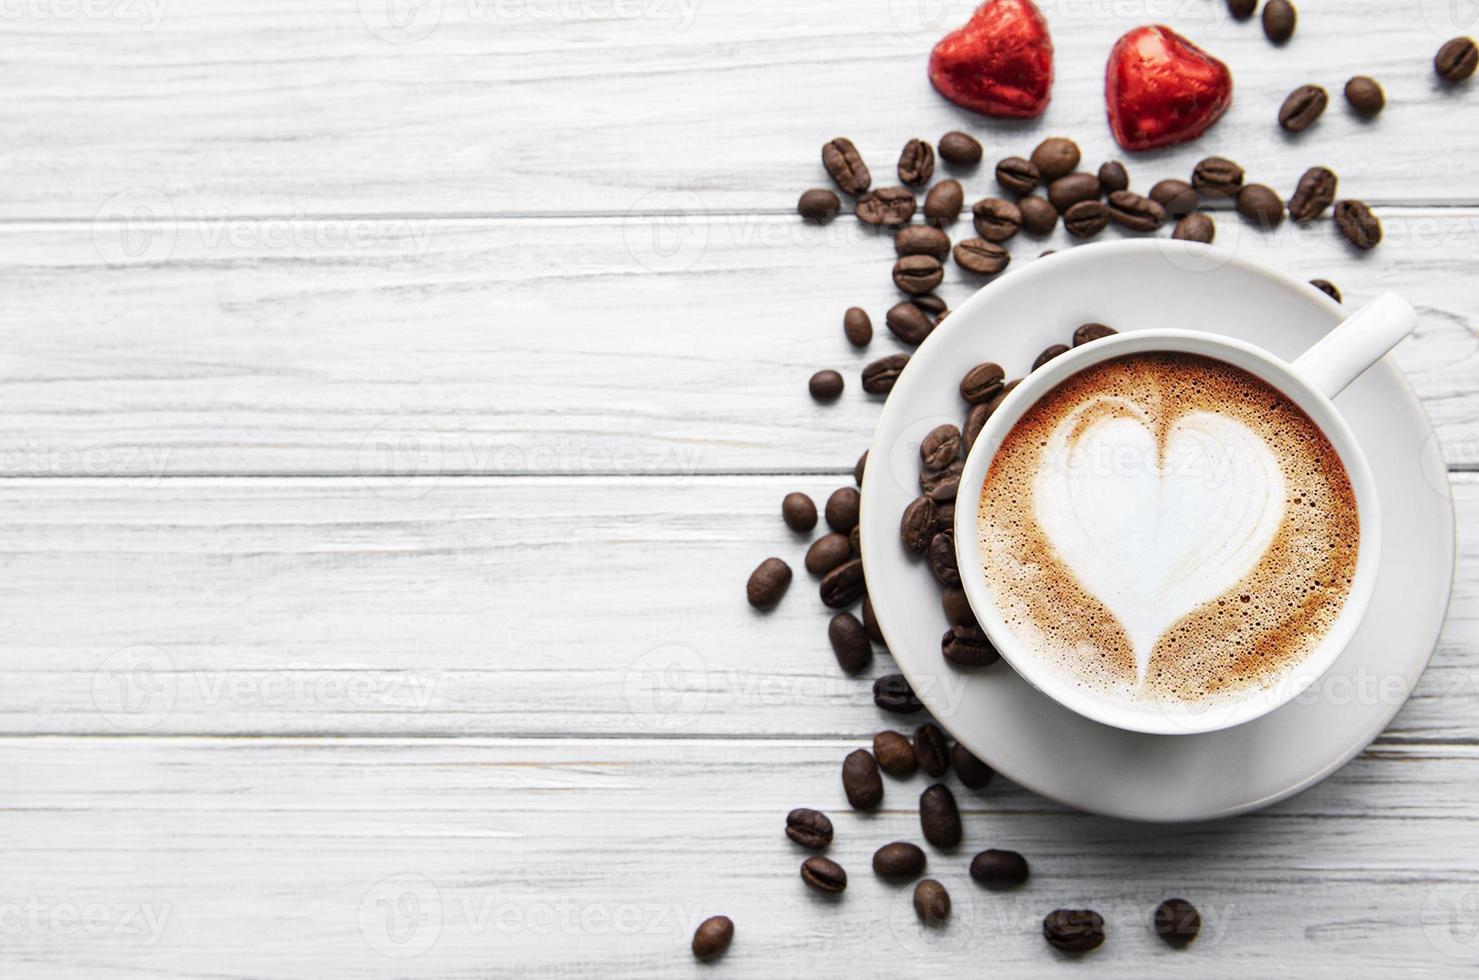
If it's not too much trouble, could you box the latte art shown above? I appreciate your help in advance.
[978,352,1358,706]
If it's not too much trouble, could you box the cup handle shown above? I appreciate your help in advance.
[1291,292,1417,399]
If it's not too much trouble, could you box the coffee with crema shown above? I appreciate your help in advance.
[977,352,1358,706]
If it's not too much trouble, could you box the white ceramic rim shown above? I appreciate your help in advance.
[953,328,1384,735]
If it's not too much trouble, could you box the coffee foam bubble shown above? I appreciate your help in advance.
[977,352,1359,708]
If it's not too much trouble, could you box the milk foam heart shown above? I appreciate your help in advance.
[1032,399,1285,684]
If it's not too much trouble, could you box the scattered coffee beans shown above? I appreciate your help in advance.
[873,841,927,879]
[1097,160,1129,193]
[1236,184,1286,228]
[1279,84,1328,132]
[843,306,872,347]
[874,730,918,777]
[1047,172,1101,212]
[942,624,999,666]
[928,531,960,587]
[938,131,983,166]
[913,880,951,925]
[953,744,994,787]
[1437,37,1479,82]
[692,915,734,961]
[1154,898,1202,948]
[895,225,951,259]
[942,588,975,627]
[1032,344,1069,370]
[900,495,937,553]
[912,722,951,777]
[898,139,935,186]
[1106,190,1167,231]
[829,612,872,673]
[782,492,817,532]
[996,156,1041,195]
[1173,212,1215,243]
[805,533,852,576]
[820,558,866,607]
[856,187,917,226]
[893,254,944,295]
[1262,0,1295,44]
[800,855,848,893]
[785,808,834,849]
[1149,178,1199,218]
[972,198,1023,242]
[1191,156,1243,196]
[809,369,844,402]
[1288,166,1337,222]
[920,424,962,469]
[1310,278,1342,302]
[873,673,924,713]
[924,179,964,225]
[848,524,861,557]
[841,748,884,809]
[919,460,962,502]
[1344,76,1385,117]
[747,557,792,608]
[822,137,870,195]
[954,238,1011,275]
[1073,322,1117,346]
[798,188,840,222]
[1063,200,1108,237]
[862,354,909,394]
[1018,196,1058,235]
[970,849,1029,887]
[963,402,991,452]
[1226,0,1255,19]
[854,451,868,486]
[960,362,1006,403]
[1334,199,1382,249]
[886,300,936,345]
[919,783,962,848]
[1043,909,1105,952]
[861,596,883,642]
[1030,137,1081,180]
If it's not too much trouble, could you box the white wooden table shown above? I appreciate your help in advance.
[3,1,1477,976]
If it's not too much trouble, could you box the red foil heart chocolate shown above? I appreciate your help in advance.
[1105,25,1232,151]
[929,0,1054,119]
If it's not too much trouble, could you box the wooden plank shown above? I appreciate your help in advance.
[1,473,1473,741]
[4,208,1477,477]
[0,735,1475,978]
[3,0,1477,217]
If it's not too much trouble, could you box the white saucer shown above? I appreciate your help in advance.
[859,240,1456,822]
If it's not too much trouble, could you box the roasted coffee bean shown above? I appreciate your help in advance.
[986,378,1019,412]
[942,588,976,627]
[820,558,865,608]
[912,722,950,777]
[856,187,917,226]
[924,179,964,225]
[805,533,852,576]
[938,131,983,166]
[862,354,910,394]
[1310,278,1342,302]
[822,137,870,195]
[920,424,962,469]
[862,597,883,645]
[798,188,841,222]
[1262,0,1295,44]
[942,624,999,666]
[1279,84,1328,132]
[842,306,872,347]
[874,672,923,713]
[1047,172,1101,212]
[746,557,791,608]
[970,848,1028,887]
[953,238,1011,275]
[1030,137,1081,181]
[1073,322,1117,346]
[963,402,991,452]
[895,225,951,259]
[919,460,963,502]
[1149,178,1199,218]
[801,855,848,893]
[829,612,872,673]
[1063,199,1108,238]
[1154,898,1202,948]
[1191,156,1244,196]
[928,532,960,587]
[1288,166,1337,222]
[782,492,817,532]
[854,450,868,486]
[1344,76,1385,117]
[1173,212,1215,243]
[874,730,918,777]
[1437,37,1479,81]
[900,495,937,553]
[848,524,861,557]
[953,744,994,788]
[692,915,734,961]
[972,198,1022,242]
[1097,160,1129,193]
[1226,0,1256,19]
[914,880,951,925]
[885,300,936,345]
[919,783,962,848]
[893,255,944,295]
[1334,199,1382,249]
[931,500,954,536]
[1106,190,1166,231]
[809,369,844,402]
[1018,195,1058,235]
[959,362,1006,403]
[873,841,927,880]
[1236,183,1285,228]
[912,293,948,316]
[995,156,1040,195]
[785,808,834,849]
[1032,344,1069,370]
[841,748,883,809]
[898,139,936,186]
[1044,909,1105,953]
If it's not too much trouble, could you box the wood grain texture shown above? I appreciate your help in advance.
[0,735,1476,978]
[3,473,1474,741]
[2,0,1476,217]
[5,208,1478,477]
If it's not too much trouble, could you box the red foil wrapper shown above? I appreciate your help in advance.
[929,0,1054,119]
[1106,25,1232,151]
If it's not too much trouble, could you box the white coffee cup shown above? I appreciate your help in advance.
[954,292,1417,735]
